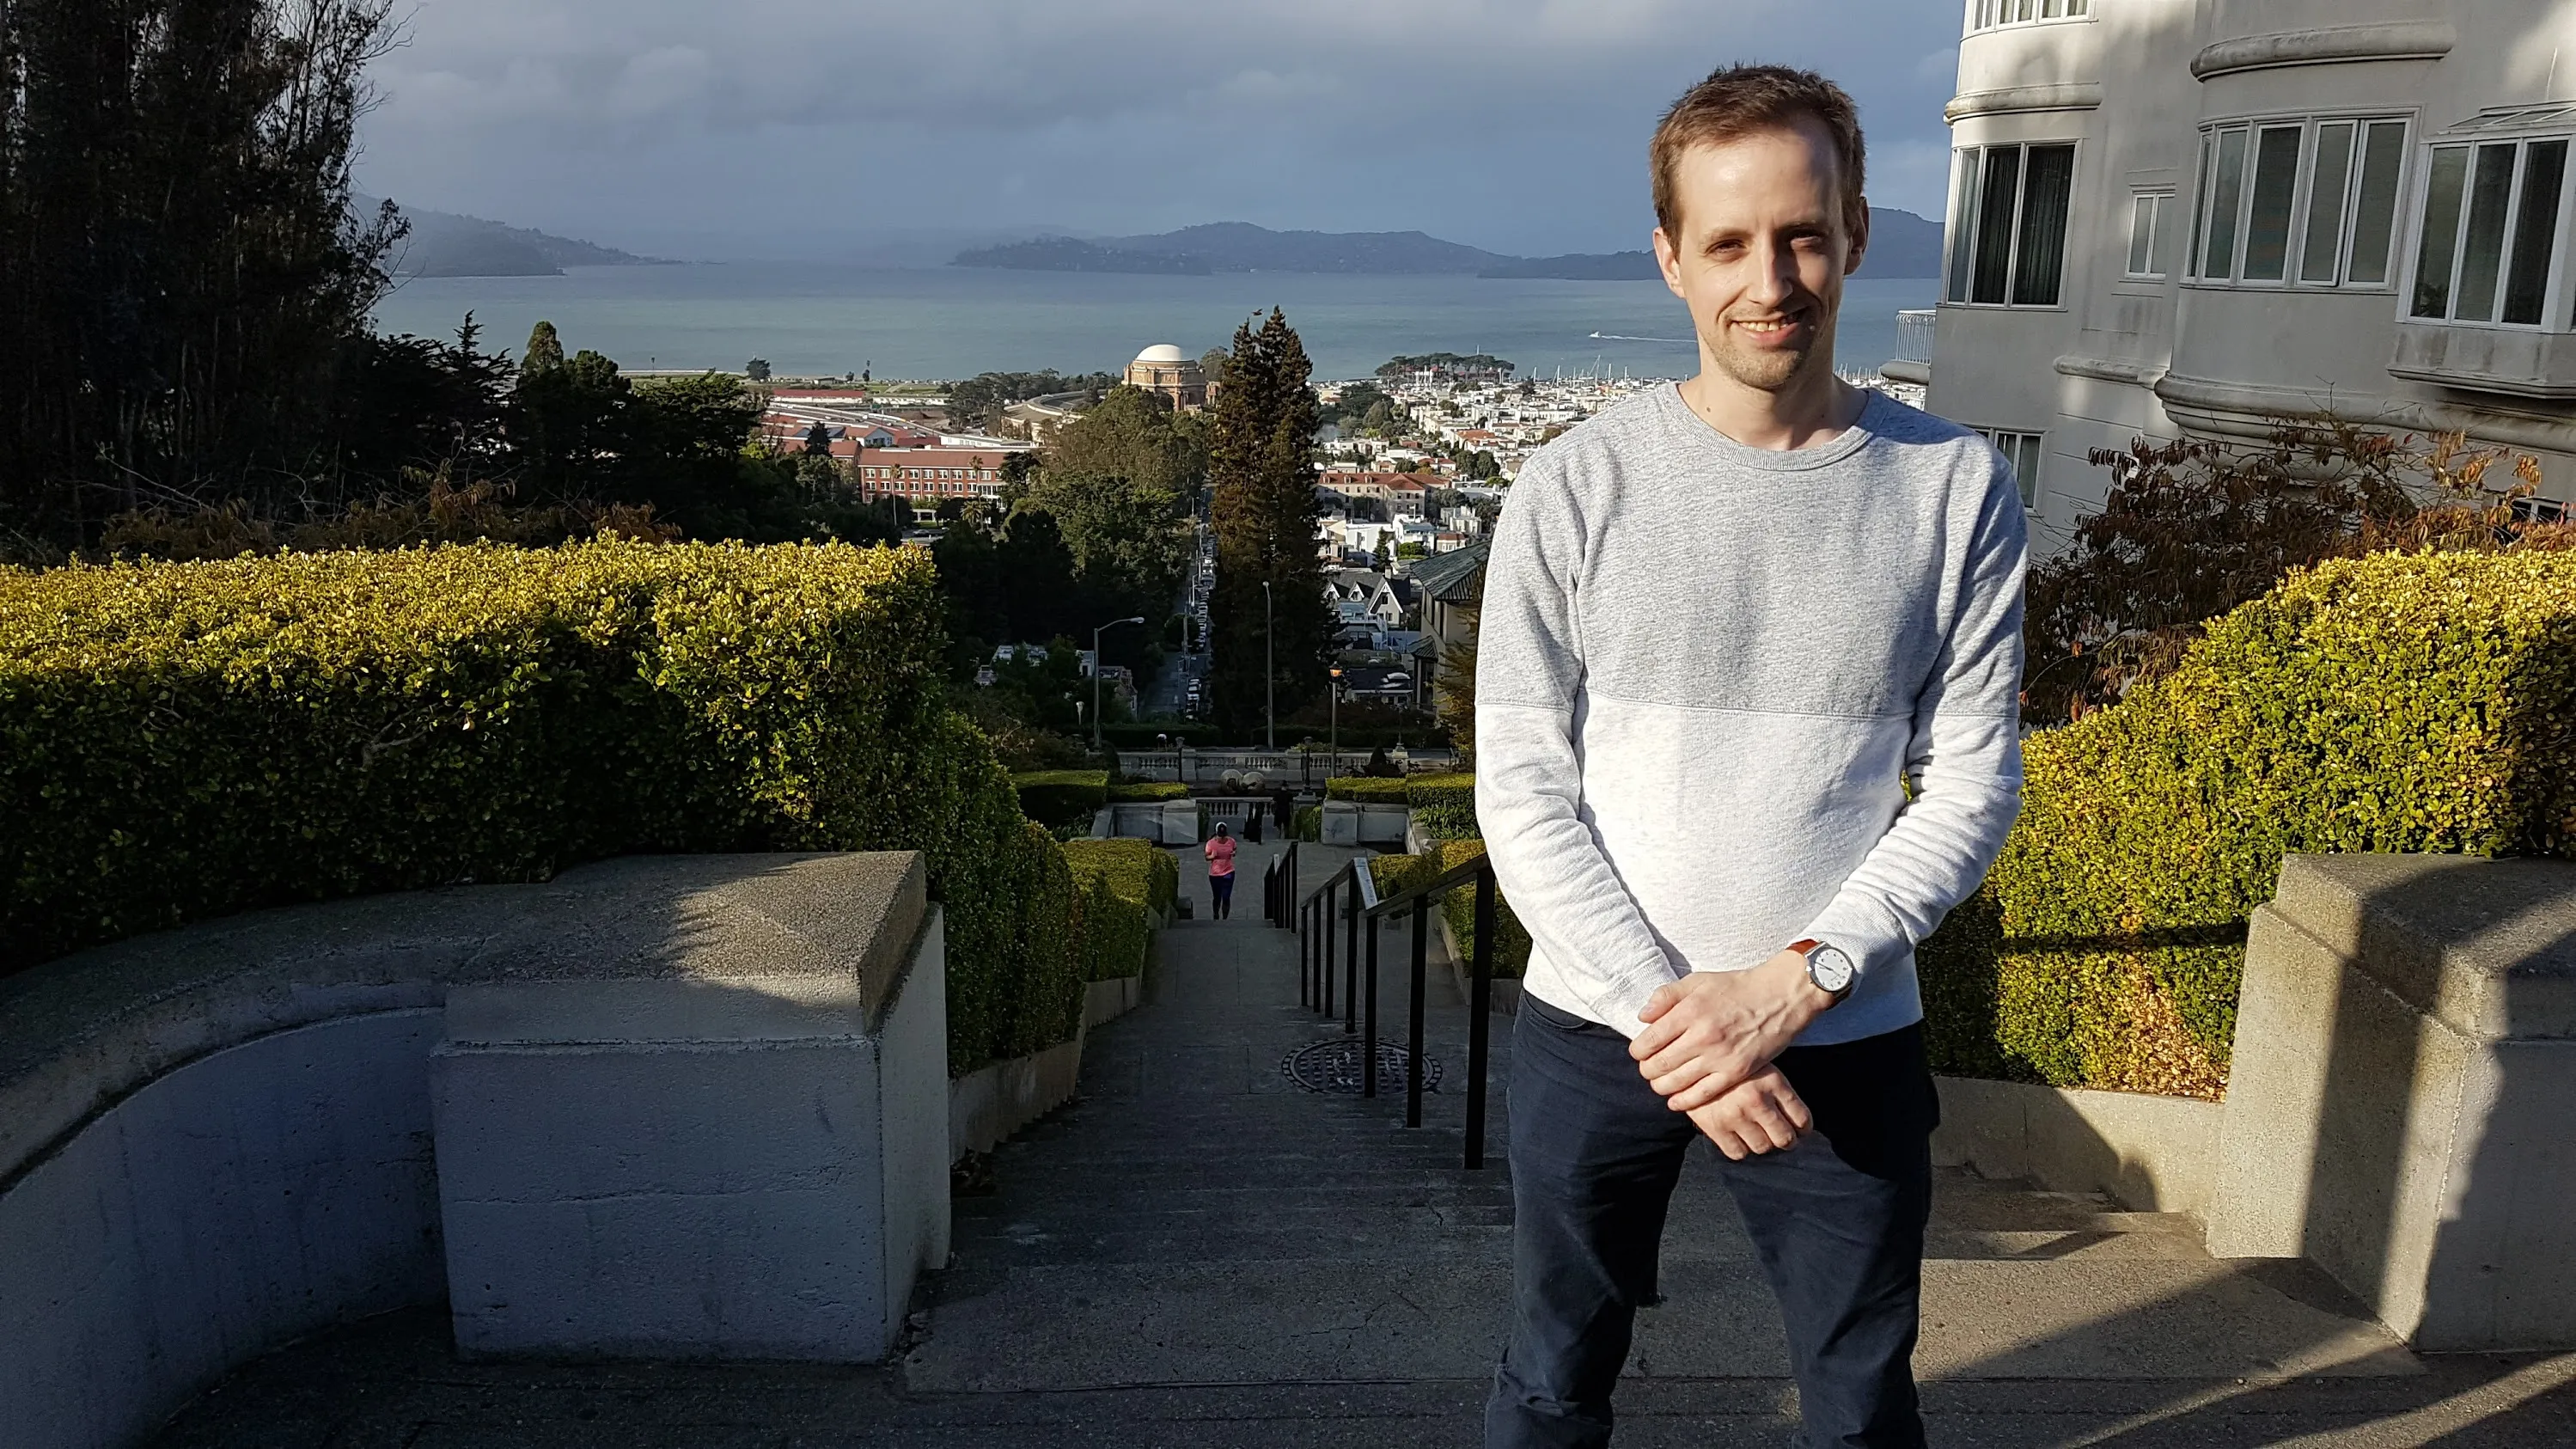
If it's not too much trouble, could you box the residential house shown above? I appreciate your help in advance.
[1914,0,2576,549]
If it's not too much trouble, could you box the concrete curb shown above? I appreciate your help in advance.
[1930,1074,2222,1217]
[949,1036,1085,1163]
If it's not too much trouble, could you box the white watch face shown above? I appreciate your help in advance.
[1808,945,1856,994]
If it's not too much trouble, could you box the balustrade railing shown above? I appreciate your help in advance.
[1282,849,1499,1170]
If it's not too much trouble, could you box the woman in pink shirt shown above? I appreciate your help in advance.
[1203,823,1237,920]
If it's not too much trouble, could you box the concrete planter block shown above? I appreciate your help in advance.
[431,858,948,1364]
[1358,804,1408,845]
[1160,800,1201,846]
[0,849,947,1446]
[2207,853,2576,1349]
[1321,801,1361,847]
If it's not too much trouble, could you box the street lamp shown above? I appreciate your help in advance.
[1261,580,1274,751]
[1092,616,1145,753]
[1328,665,1343,780]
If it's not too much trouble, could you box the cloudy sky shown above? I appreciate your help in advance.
[356,0,1966,262]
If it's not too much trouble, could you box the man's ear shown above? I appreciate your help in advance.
[1651,226,1688,301]
[1845,198,1871,278]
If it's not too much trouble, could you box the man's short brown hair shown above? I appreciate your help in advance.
[1651,64,1867,241]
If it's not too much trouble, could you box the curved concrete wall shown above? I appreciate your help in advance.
[0,1011,446,1449]
[0,850,943,1448]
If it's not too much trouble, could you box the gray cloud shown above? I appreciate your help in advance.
[358,0,1964,259]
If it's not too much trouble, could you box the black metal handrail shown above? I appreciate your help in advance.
[1288,849,1500,1170]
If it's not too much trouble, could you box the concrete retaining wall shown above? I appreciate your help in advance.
[0,1010,447,1449]
[0,851,949,1448]
[1931,1075,2222,1216]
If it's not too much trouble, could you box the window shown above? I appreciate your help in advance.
[1967,0,2086,30]
[2410,134,2571,326]
[2512,495,2570,524]
[2191,117,2410,288]
[1944,143,2079,307]
[2126,192,2176,278]
[1974,428,2046,508]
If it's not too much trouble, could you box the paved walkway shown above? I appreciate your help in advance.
[150,839,2576,1446]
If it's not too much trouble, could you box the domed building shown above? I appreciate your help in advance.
[1124,343,1208,410]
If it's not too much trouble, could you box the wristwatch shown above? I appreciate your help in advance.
[1789,938,1855,1005]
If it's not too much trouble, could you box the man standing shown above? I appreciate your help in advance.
[1475,65,2027,1448]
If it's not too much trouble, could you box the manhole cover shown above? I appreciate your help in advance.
[1281,1039,1443,1094]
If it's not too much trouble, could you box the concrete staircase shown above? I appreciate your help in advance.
[908,840,2418,1403]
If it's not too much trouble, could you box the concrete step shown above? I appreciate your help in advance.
[907,1254,2415,1394]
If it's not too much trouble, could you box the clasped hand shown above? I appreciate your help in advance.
[1630,949,1833,1160]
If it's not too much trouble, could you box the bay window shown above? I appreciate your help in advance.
[2409,127,2572,327]
[2190,116,2410,288]
[1944,142,2078,307]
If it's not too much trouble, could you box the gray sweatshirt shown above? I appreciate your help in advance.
[1473,383,2027,1047]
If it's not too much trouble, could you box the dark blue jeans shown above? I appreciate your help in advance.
[1209,871,1235,918]
[1487,997,1938,1449]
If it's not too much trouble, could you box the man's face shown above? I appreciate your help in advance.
[1652,120,1868,394]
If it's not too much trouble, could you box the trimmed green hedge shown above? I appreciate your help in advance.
[1013,769,1108,828]
[1920,550,2576,1099]
[1370,839,1529,978]
[1325,777,1409,803]
[1107,780,1189,803]
[0,541,1081,1075]
[1292,805,1322,841]
[1060,837,1181,920]
[1059,837,1180,982]
[1407,773,1478,841]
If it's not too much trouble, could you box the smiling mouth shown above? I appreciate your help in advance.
[1733,315,1806,338]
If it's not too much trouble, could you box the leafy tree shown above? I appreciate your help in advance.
[1207,309,1331,737]
[2026,421,2567,724]
[803,420,833,455]
[745,358,772,381]
[525,321,566,373]
[946,370,1119,433]
[0,0,405,550]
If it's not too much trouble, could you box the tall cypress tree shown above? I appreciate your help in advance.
[1207,309,1330,742]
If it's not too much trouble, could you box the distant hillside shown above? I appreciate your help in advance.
[956,211,1944,280]
[1480,252,1660,280]
[955,222,1509,276]
[1479,208,1947,280]
[952,236,1212,275]
[369,200,668,278]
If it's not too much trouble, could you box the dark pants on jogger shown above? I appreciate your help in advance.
[1209,872,1234,918]
[1487,997,1938,1449]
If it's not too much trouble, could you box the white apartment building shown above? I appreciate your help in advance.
[1909,3,2576,551]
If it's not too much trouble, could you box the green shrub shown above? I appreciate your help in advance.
[1060,836,1180,920]
[1407,773,1479,840]
[1920,550,2576,1099]
[1107,780,1189,803]
[1292,805,1322,841]
[1067,867,1149,982]
[1326,777,1409,803]
[0,540,1081,1076]
[1012,769,1108,828]
[1366,852,1425,896]
[1420,838,1530,979]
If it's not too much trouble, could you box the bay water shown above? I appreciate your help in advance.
[370,263,1938,384]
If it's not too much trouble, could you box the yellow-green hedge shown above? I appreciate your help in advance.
[1325,777,1408,803]
[1061,836,1181,921]
[0,541,1082,1074]
[1919,550,2576,1099]
[1107,780,1188,803]
[1407,773,1478,841]
[1369,839,1529,978]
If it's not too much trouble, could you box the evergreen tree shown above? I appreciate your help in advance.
[524,321,566,374]
[1206,309,1330,739]
[803,420,833,455]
